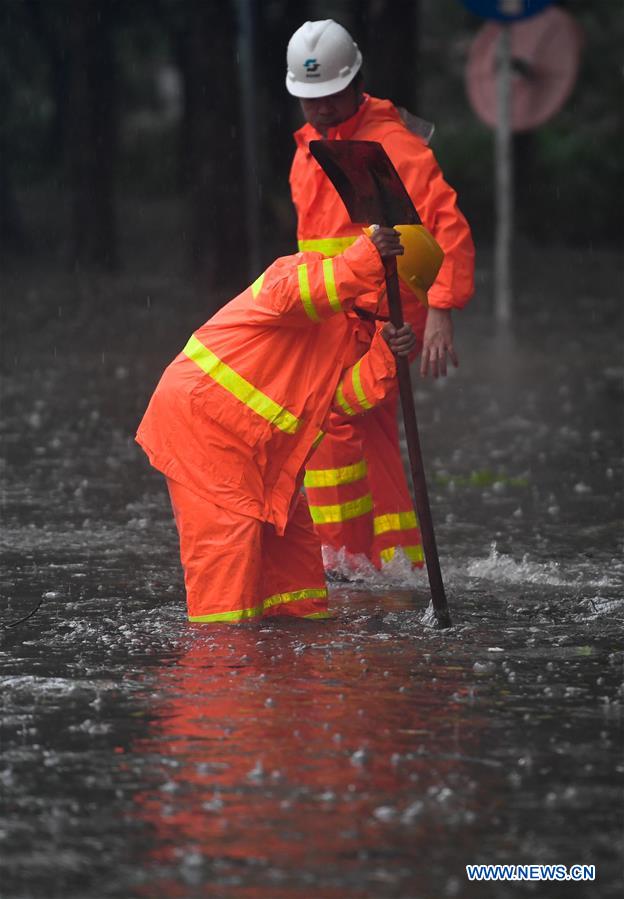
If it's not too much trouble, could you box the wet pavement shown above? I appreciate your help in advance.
[1,247,623,897]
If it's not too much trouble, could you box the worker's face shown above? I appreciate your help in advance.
[299,83,362,135]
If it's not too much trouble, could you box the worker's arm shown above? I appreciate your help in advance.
[260,229,402,326]
[381,131,474,377]
[330,321,416,418]
[383,129,475,310]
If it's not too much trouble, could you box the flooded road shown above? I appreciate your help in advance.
[1,248,622,897]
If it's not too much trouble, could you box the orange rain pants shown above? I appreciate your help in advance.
[305,399,423,571]
[167,478,330,623]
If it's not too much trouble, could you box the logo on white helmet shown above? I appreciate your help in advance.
[304,58,320,77]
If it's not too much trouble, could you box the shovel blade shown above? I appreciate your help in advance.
[309,140,421,227]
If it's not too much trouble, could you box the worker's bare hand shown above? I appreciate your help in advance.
[382,322,416,357]
[420,307,458,378]
[369,225,404,260]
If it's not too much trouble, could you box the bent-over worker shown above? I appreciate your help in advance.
[136,225,441,623]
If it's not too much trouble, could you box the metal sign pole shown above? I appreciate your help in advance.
[495,22,513,324]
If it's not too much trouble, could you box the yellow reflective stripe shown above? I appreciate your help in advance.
[305,611,334,619]
[380,545,425,564]
[374,510,419,535]
[309,493,373,524]
[298,237,357,256]
[189,606,261,623]
[322,258,342,313]
[351,360,373,410]
[250,272,265,298]
[335,382,356,416]
[263,587,327,611]
[188,587,327,623]
[183,334,301,435]
[298,263,320,322]
[304,459,367,488]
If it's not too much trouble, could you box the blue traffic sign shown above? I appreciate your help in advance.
[459,0,553,21]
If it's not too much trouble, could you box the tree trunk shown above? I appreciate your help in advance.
[0,3,29,255]
[255,0,309,255]
[183,0,242,297]
[514,131,536,237]
[0,140,28,257]
[365,0,421,112]
[0,75,27,255]
[66,0,118,270]
[24,0,71,168]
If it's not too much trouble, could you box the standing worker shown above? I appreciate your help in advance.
[286,19,476,573]
[136,227,442,623]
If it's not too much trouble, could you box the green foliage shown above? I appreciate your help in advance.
[531,121,623,242]
[430,123,494,241]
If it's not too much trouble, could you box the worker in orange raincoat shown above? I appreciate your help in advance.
[286,20,475,572]
[136,227,431,624]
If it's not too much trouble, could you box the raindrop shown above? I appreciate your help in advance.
[445,875,462,896]
[351,747,369,766]
[401,800,424,823]
[373,805,397,822]
[473,661,496,675]
[247,760,264,780]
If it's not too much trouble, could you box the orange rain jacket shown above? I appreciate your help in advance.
[290,94,475,320]
[137,235,399,539]
[290,95,475,570]
[137,236,403,621]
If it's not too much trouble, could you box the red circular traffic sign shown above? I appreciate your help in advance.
[466,6,584,131]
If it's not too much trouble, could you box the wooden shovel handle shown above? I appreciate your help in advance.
[383,257,451,627]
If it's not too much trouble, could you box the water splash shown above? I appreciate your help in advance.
[466,543,575,586]
[323,545,423,589]
[420,600,437,627]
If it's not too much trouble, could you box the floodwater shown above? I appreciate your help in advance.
[1,248,623,898]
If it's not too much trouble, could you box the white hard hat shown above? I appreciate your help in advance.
[286,20,362,99]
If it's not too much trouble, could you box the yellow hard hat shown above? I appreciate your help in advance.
[364,224,444,306]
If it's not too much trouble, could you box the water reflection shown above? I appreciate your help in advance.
[129,607,492,896]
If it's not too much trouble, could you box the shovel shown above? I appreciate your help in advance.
[309,139,452,628]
